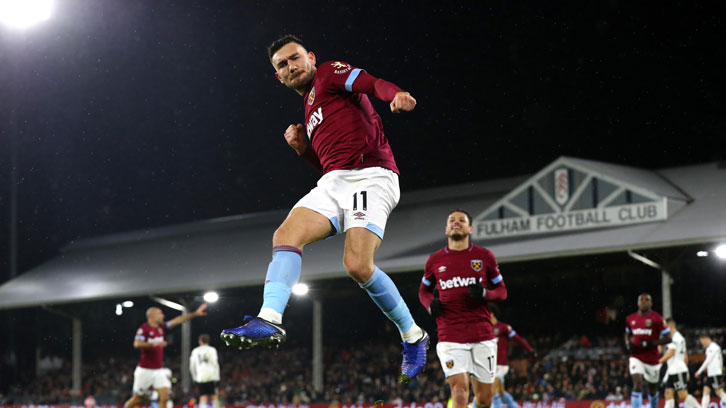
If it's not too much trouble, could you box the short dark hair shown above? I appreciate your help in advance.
[268,34,306,61]
[449,209,473,224]
[699,332,711,339]
[199,334,210,344]
[665,317,675,324]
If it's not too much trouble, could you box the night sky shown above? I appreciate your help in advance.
[0,0,723,279]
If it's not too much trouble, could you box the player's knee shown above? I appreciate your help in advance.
[703,386,711,395]
[664,389,674,399]
[677,390,688,400]
[343,254,374,282]
[272,224,306,248]
[272,225,291,246]
[452,385,468,404]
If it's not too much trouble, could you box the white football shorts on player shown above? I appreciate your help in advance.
[132,366,172,396]
[293,167,399,240]
[629,357,662,383]
[437,340,498,383]
[495,365,510,382]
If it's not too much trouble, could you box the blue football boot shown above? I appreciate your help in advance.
[399,330,429,383]
[220,315,286,350]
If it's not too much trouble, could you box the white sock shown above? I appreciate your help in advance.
[665,399,675,408]
[401,324,424,343]
[686,395,700,408]
[258,308,282,324]
[719,391,726,404]
[702,394,710,408]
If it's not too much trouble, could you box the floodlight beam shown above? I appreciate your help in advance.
[0,0,54,29]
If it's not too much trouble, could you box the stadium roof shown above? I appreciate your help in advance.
[1,157,724,310]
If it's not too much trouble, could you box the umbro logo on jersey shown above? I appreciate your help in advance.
[353,211,366,220]
[438,266,447,273]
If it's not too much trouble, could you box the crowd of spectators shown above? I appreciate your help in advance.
[2,328,725,406]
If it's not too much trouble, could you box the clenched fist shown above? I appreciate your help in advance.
[390,91,416,113]
[284,123,307,155]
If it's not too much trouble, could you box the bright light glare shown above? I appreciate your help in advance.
[122,300,134,308]
[696,251,709,258]
[115,304,123,316]
[292,283,309,296]
[715,244,726,260]
[203,291,219,303]
[0,0,53,29]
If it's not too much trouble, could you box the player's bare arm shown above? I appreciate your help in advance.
[390,91,416,113]
[168,303,208,328]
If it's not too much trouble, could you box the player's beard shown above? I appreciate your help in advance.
[287,68,315,92]
[449,231,469,241]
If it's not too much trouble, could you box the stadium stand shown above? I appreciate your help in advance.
[3,328,723,406]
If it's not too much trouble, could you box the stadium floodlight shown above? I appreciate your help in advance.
[115,304,123,316]
[203,291,219,303]
[292,283,309,296]
[715,244,726,260]
[696,251,709,257]
[122,300,134,308]
[0,0,54,29]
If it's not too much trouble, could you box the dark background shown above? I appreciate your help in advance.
[1,0,725,391]
[1,0,723,277]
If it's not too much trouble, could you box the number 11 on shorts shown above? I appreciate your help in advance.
[353,191,367,211]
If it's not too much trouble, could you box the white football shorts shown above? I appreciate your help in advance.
[629,357,662,383]
[436,339,497,383]
[132,366,172,396]
[293,167,399,240]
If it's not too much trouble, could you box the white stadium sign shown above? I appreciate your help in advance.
[473,159,670,241]
[474,199,667,239]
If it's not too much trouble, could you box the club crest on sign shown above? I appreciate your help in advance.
[471,259,483,272]
[554,168,569,206]
[446,360,454,369]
